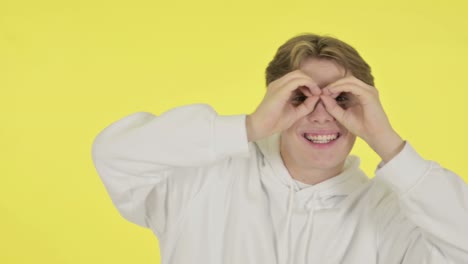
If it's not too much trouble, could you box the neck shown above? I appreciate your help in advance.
[280,152,345,186]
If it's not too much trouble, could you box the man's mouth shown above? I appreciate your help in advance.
[303,133,341,144]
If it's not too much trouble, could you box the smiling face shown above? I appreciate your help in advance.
[280,57,356,179]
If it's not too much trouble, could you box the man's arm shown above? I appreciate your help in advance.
[91,104,249,237]
[375,142,468,263]
[321,76,468,261]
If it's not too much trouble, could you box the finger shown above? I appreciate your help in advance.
[296,95,320,117]
[323,89,348,100]
[324,83,374,102]
[324,76,374,92]
[322,87,332,96]
[275,70,315,86]
[299,86,313,97]
[269,70,308,89]
[279,77,321,96]
[309,85,321,96]
[270,71,321,95]
[320,95,346,124]
[325,82,376,100]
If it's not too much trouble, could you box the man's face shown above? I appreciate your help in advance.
[280,57,356,174]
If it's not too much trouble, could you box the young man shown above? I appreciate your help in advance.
[92,34,468,263]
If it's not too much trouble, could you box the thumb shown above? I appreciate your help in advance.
[320,95,346,123]
[296,95,320,118]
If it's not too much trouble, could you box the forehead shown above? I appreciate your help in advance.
[299,57,347,88]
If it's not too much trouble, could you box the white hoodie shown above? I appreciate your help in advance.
[91,104,468,264]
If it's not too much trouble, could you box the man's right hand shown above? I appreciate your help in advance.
[246,70,321,142]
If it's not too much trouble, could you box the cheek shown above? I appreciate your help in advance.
[291,117,308,132]
[282,128,299,145]
[280,125,303,152]
[284,120,302,137]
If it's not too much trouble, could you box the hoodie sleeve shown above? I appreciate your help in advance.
[91,104,250,236]
[375,142,468,263]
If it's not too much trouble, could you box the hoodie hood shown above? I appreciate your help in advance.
[255,133,370,264]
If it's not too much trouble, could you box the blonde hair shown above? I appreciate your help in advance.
[265,33,374,86]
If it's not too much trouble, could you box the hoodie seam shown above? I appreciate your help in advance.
[398,161,434,198]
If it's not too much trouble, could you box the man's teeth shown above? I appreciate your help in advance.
[305,133,339,144]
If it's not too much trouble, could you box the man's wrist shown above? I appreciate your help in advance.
[246,114,260,142]
[370,131,405,163]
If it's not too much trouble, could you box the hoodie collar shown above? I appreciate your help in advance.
[256,132,369,203]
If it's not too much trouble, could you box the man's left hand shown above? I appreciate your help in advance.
[319,76,405,163]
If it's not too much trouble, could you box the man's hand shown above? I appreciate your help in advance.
[247,70,321,142]
[319,76,405,163]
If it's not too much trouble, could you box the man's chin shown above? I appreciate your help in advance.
[303,158,345,171]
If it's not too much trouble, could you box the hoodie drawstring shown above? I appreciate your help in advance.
[279,179,295,264]
[303,192,317,263]
[281,180,319,264]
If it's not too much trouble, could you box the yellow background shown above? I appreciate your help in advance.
[1,0,467,263]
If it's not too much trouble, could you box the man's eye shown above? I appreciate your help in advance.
[292,94,307,105]
[335,93,349,104]
[294,95,307,102]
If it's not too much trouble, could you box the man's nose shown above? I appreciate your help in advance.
[306,100,335,123]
